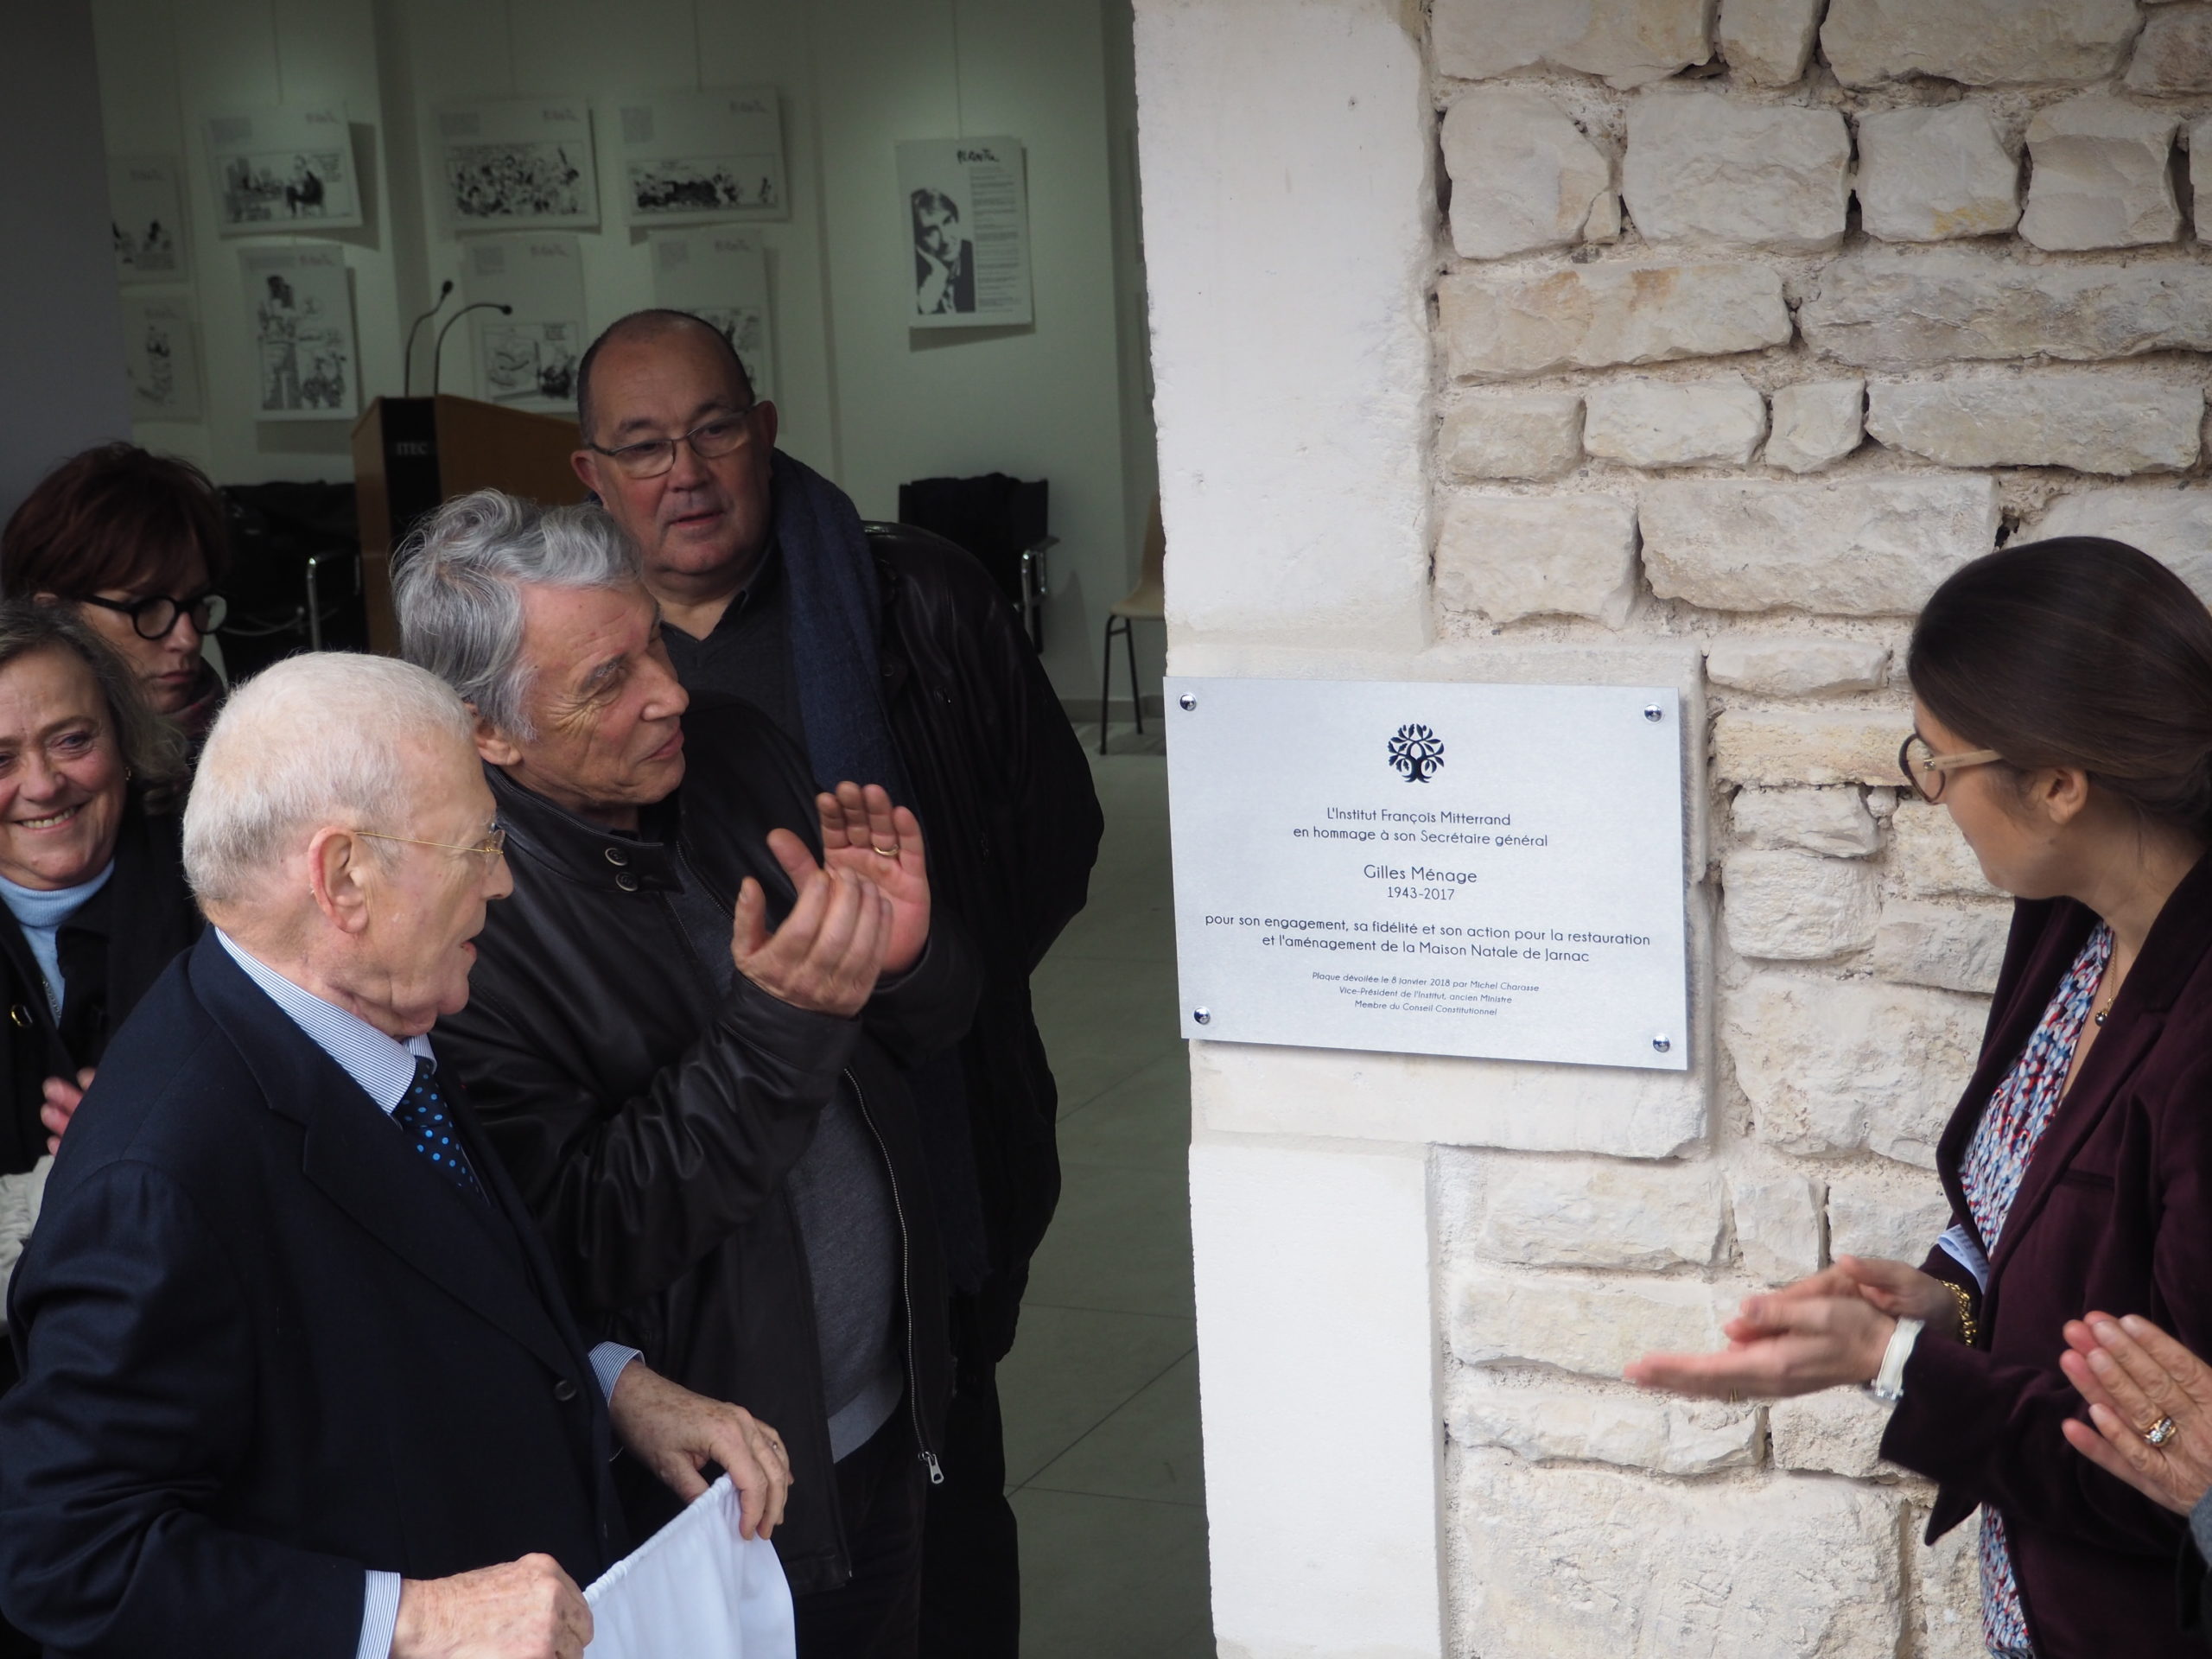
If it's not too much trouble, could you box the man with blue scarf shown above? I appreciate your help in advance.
[569,312,1101,1658]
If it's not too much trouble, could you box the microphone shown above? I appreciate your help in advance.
[432,302,513,397]
[401,280,454,396]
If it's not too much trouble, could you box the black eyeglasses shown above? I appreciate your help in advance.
[587,407,760,480]
[80,590,227,641]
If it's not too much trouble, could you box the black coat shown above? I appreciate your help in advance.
[0,934,621,1657]
[437,694,981,1597]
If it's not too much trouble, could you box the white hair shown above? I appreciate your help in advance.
[392,489,642,740]
[182,652,476,909]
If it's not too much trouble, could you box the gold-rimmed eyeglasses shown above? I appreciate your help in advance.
[357,826,508,862]
[1897,734,2003,804]
[586,406,759,480]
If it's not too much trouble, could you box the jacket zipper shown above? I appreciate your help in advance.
[849,1067,944,1485]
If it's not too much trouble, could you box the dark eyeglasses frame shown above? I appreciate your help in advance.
[1897,733,2004,804]
[80,590,227,641]
[586,404,760,480]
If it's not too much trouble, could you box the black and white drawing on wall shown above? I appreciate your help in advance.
[238,245,356,421]
[121,296,203,423]
[204,106,361,234]
[651,231,776,399]
[617,89,787,226]
[435,100,598,230]
[463,234,586,410]
[108,156,188,284]
[894,137,1032,328]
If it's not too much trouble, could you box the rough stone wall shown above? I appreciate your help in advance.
[1427,2,2212,1651]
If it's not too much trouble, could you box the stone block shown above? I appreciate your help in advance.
[1449,1265,1726,1379]
[1854,104,2020,244]
[1584,375,1768,468]
[1474,1158,1727,1271]
[1725,849,1882,960]
[1714,710,1905,788]
[1718,0,1823,85]
[1433,0,1716,89]
[2021,97,2181,253]
[1435,493,1640,627]
[1707,637,1889,698]
[1455,1450,1904,1656]
[1872,899,2013,995]
[1820,0,2141,88]
[1724,973,1986,1167]
[2195,117,2212,245]
[1440,264,1792,382]
[1641,476,2000,615]
[1730,1171,1826,1280]
[1447,1380,1761,1476]
[1444,89,1618,261]
[2031,486,2212,607]
[1890,801,2001,899]
[1827,1164,1955,1266]
[1441,392,1586,481]
[1732,786,1883,858]
[1868,372,2201,476]
[1770,1389,1900,1479]
[1917,1509,1985,1659]
[1621,92,1851,254]
[1764,380,1865,474]
[2126,4,2212,92]
[1800,252,2212,372]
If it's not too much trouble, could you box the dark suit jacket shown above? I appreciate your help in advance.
[0,934,623,1657]
[1882,854,2212,1659]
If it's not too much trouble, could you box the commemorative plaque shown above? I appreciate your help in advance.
[1165,677,1690,1071]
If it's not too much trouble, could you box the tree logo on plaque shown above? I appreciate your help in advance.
[1387,723,1446,784]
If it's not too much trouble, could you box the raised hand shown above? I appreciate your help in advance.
[1625,1273,1898,1400]
[815,782,931,976]
[730,830,893,1016]
[2058,1312,2212,1515]
[391,1554,591,1659]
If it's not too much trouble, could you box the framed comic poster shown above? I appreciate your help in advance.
[436,99,599,231]
[109,155,189,284]
[615,89,787,225]
[651,230,775,398]
[205,105,361,234]
[121,295,204,423]
[238,244,358,421]
[462,234,587,410]
[895,137,1032,328]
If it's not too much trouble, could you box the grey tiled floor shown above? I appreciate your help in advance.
[1005,725,1215,1656]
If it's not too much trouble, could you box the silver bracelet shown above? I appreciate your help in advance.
[1865,1317,1924,1407]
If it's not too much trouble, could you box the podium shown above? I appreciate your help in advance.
[352,396,583,653]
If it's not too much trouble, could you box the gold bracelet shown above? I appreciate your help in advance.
[1944,1280,1980,1347]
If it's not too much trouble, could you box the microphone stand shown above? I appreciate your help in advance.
[400,279,454,397]
[432,302,514,396]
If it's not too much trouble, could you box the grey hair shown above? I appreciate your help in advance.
[181,652,474,910]
[391,489,642,739]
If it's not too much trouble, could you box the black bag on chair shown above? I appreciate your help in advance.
[217,481,367,678]
[895,474,1051,652]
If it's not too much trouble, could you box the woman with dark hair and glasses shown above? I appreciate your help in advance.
[0,444,230,741]
[1633,537,2212,1657]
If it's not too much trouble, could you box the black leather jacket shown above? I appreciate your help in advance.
[435,694,981,1597]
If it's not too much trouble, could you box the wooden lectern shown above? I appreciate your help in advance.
[352,395,583,653]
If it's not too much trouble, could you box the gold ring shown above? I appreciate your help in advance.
[873,844,899,857]
[2146,1415,2180,1447]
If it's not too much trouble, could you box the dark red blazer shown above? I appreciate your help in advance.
[1880,854,2212,1659]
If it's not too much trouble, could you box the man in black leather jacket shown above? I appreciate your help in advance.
[396,489,981,1657]
[570,309,1103,1656]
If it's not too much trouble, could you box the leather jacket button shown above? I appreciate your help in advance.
[554,1378,577,1402]
[615,871,639,893]
[602,847,629,868]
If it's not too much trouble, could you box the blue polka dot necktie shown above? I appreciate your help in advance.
[395,1058,486,1204]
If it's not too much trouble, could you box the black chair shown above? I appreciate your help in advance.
[1097,496,1164,754]
[894,474,1053,652]
[217,481,367,679]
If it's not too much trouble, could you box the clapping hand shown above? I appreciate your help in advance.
[2059,1312,2212,1515]
[40,1067,93,1154]
[732,836,892,1018]
[814,783,931,976]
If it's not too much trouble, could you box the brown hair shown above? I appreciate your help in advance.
[0,443,231,602]
[0,602,187,812]
[1908,537,2212,841]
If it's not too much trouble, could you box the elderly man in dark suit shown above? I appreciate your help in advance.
[0,652,791,1659]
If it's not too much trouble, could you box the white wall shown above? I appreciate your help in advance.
[86,0,1157,704]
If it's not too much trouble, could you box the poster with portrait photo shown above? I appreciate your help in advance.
[436,99,599,231]
[618,89,787,226]
[650,231,776,400]
[121,295,203,423]
[108,155,189,284]
[894,137,1032,329]
[204,105,361,234]
[238,244,357,421]
[463,234,586,410]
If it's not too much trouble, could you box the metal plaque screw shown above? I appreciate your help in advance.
[1651,1035,1672,1053]
[1192,1007,1212,1025]
[1179,693,1198,711]
[1643,704,1664,722]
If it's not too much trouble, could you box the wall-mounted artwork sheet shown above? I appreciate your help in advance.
[616,89,787,226]
[895,137,1033,328]
[651,231,775,399]
[436,99,599,231]
[121,295,203,423]
[108,155,189,284]
[205,105,361,234]
[463,234,587,410]
[238,244,357,421]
